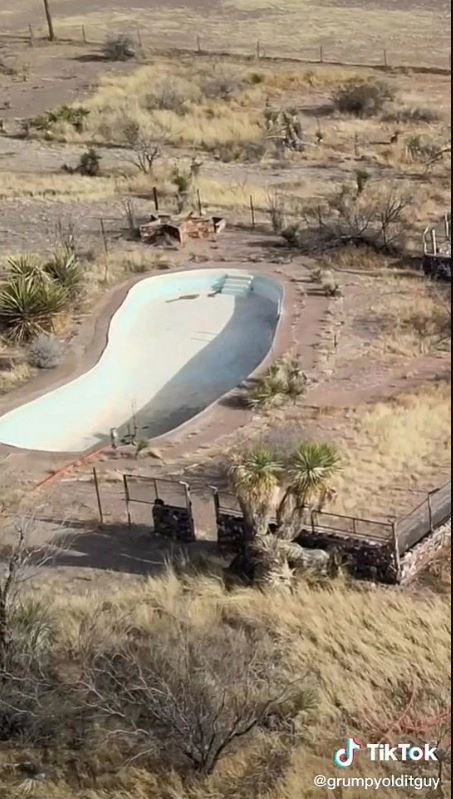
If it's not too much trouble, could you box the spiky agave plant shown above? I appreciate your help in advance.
[44,248,82,298]
[0,276,68,343]
[228,448,282,540]
[7,255,51,283]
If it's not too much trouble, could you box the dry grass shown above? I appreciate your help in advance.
[4,566,447,799]
[0,362,32,394]
[22,0,451,68]
[368,277,451,356]
[335,383,451,517]
[0,172,116,202]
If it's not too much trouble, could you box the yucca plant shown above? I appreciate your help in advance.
[0,277,68,343]
[7,255,50,283]
[248,359,307,409]
[228,448,282,540]
[44,248,82,298]
[288,442,340,509]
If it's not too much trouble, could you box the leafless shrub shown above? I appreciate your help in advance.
[28,334,63,369]
[332,79,395,117]
[283,183,412,254]
[79,621,315,775]
[383,105,441,124]
[103,34,136,62]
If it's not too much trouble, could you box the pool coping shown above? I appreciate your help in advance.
[0,261,303,463]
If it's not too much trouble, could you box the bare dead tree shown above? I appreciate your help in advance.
[130,138,161,175]
[283,183,412,254]
[79,622,315,775]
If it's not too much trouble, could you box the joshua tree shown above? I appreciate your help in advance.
[276,443,341,540]
[228,449,282,541]
[227,443,341,586]
[228,443,340,543]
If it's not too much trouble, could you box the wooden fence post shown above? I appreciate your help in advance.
[383,48,388,67]
[250,195,256,228]
[93,468,104,525]
[28,24,34,46]
[256,40,261,59]
[431,228,437,254]
[197,189,202,216]
[153,186,159,214]
[197,35,202,54]
[445,213,450,239]
[82,25,87,44]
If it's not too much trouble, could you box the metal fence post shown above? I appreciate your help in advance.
[123,474,132,528]
[93,468,104,525]
[392,521,402,581]
[181,481,196,541]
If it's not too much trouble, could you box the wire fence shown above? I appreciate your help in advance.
[2,24,451,74]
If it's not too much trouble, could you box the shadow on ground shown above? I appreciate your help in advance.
[40,518,221,576]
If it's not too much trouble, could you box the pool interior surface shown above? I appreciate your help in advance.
[0,270,282,453]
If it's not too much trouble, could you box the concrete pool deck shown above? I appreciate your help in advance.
[0,253,331,493]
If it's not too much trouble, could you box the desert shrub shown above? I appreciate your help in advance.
[201,72,245,101]
[78,148,101,176]
[28,334,63,369]
[80,618,313,775]
[30,105,89,133]
[145,77,200,113]
[268,193,287,233]
[103,34,136,61]
[283,183,411,254]
[248,358,307,410]
[383,105,441,124]
[249,72,265,84]
[332,79,395,117]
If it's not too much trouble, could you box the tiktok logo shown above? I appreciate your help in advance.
[333,738,363,768]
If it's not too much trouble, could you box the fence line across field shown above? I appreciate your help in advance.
[5,24,451,75]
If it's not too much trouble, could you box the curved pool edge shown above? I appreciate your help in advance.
[0,264,288,458]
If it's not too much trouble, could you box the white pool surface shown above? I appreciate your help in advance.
[0,269,282,453]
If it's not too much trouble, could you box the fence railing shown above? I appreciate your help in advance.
[423,214,451,257]
[396,481,451,555]
[1,25,451,74]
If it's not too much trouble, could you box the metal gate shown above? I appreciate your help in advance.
[123,475,195,542]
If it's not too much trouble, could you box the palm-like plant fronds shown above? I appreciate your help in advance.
[288,442,340,509]
[228,449,282,539]
[248,359,307,410]
[0,277,68,343]
[7,255,51,284]
[44,248,82,298]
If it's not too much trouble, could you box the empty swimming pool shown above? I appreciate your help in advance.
[0,269,282,453]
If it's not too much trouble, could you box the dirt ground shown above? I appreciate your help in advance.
[1,0,450,70]
[0,14,450,589]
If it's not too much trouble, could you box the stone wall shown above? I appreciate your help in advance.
[152,503,195,543]
[294,529,399,583]
[400,520,451,584]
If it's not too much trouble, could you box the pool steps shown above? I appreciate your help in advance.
[220,274,254,297]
